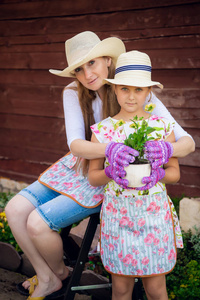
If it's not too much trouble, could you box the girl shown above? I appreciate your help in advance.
[88,50,181,300]
[5,32,193,300]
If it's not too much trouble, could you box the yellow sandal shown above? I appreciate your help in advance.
[28,275,38,295]
[16,275,38,296]
[27,297,45,300]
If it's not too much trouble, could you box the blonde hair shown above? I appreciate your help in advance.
[66,59,120,175]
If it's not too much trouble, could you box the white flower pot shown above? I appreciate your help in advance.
[124,163,151,188]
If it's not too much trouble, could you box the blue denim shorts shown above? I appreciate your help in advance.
[19,180,101,231]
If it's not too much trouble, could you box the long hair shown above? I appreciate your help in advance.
[67,58,120,175]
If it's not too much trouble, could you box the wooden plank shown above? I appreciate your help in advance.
[0,98,64,117]
[0,84,64,102]
[0,4,200,37]
[0,160,47,178]
[1,84,199,109]
[167,184,200,198]
[1,26,200,47]
[0,129,68,151]
[178,148,200,167]
[0,145,67,164]
[0,0,199,20]
[1,35,200,53]
[179,165,200,186]
[0,48,199,70]
[0,69,199,88]
[0,94,199,120]
[154,89,200,109]
[162,108,200,120]
[0,114,65,133]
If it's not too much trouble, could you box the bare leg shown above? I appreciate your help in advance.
[142,275,168,300]
[5,195,68,297]
[111,274,135,300]
[27,209,69,280]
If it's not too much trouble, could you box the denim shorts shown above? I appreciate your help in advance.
[19,180,101,231]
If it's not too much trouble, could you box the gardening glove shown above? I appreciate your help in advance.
[136,168,165,191]
[105,165,129,189]
[145,140,173,169]
[105,142,139,189]
[105,142,139,168]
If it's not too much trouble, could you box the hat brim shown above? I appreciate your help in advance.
[103,78,163,89]
[49,37,126,78]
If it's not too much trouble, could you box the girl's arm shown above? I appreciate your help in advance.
[160,131,180,184]
[150,93,195,157]
[88,134,111,187]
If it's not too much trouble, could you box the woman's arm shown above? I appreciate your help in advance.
[171,136,195,157]
[70,139,107,159]
[63,85,107,159]
[149,93,195,157]
[160,131,180,184]
[88,134,111,186]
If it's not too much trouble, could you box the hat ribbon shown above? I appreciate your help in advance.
[115,64,152,75]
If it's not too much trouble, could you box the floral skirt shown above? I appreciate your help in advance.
[100,191,177,277]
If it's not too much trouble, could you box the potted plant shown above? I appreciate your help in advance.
[123,114,156,188]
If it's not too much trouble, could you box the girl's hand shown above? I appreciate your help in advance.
[105,165,129,188]
[105,142,139,188]
[136,168,165,191]
[105,142,139,168]
[145,140,174,169]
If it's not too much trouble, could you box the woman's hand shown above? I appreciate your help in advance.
[105,142,139,188]
[145,140,174,169]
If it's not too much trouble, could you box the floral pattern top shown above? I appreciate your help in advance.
[91,114,174,197]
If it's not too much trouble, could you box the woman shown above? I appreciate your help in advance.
[5,31,195,300]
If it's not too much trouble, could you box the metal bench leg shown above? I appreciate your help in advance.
[63,213,100,300]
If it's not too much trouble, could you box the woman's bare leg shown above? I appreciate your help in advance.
[111,274,135,300]
[5,195,68,297]
[142,275,168,300]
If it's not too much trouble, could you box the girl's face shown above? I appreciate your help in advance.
[74,57,111,95]
[115,85,151,117]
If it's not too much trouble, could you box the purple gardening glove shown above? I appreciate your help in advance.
[145,141,173,169]
[105,165,129,189]
[136,168,165,191]
[105,142,139,188]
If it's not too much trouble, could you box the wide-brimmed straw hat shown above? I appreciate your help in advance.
[49,31,126,78]
[104,50,163,89]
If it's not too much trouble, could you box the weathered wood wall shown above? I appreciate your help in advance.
[0,0,199,197]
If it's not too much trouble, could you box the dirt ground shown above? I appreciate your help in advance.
[0,268,91,300]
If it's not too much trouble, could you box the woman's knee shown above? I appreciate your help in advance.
[5,194,33,222]
[27,210,50,238]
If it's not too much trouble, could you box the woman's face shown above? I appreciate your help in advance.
[74,57,111,94]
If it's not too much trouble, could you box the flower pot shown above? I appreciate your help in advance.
[124,163,151,188]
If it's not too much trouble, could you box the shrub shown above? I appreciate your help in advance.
[166,228,200,300]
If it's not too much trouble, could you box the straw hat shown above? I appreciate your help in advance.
[49,31,126,78]
[104,50,163,89]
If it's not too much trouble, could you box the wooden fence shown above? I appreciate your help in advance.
[0,0,199,197]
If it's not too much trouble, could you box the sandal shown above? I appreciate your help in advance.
[16,275,38,296]
[27,297,45,300]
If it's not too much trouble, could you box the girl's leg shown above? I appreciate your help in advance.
[111,274,135,300]
[142,275,168,300]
